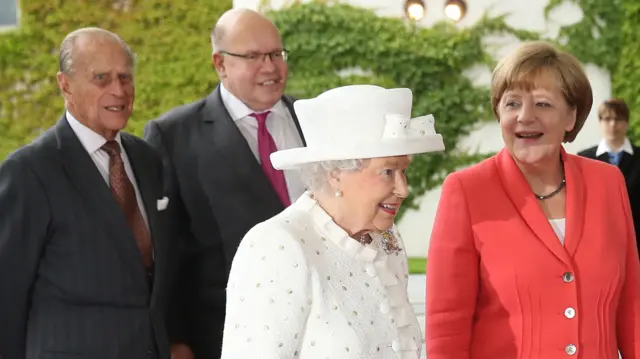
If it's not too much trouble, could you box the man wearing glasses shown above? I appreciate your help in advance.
[144,8,305,359]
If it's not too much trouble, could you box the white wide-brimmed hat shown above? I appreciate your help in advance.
[270,85,445,170]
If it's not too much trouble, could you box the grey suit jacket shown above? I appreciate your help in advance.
[0,116,176,359]
[143,85,305,359]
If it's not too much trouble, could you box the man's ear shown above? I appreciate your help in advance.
[212,52,226,78]
[57,71,73,100]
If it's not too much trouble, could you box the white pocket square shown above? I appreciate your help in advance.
[157,197,169,211]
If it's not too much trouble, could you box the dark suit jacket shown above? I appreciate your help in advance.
[0,116,176,359]
[143,85,305,359]
[578,144,640,250]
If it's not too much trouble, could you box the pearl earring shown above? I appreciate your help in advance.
[334,189,343,198]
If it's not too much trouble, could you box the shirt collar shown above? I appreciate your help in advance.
[595,137,634,156]
[219,83,287,122]
[65,110,122,155]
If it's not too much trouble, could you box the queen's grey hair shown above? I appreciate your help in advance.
[59,27,136,75]
[297,159,365,193]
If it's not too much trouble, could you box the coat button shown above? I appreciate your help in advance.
[380,301,391,314]
[564,307,576,319]
[565,344,577,355]
[562,272,574,283]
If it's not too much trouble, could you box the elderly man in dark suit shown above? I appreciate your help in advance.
[0,27,176,359]
[143,8,306,359]
[578,98,640,253]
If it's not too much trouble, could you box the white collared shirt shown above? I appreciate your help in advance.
[595,137,634,157]
[66,110,149,229]
[220,84,306,203]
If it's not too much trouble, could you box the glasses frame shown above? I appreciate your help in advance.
[219,49,289,63]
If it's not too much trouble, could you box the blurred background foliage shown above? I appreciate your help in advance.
[1,0,637,219]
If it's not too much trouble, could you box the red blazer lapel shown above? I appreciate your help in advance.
[562,150,585,257]
[496,148,571,265]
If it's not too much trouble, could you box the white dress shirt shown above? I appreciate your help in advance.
[595,137,634,156]
[221,191,422,359]
[66,110,149,229]
[220,84,306,203]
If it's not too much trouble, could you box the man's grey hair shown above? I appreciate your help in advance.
[211,24,226,53]
[58,27,136,75]
[297,159,365,193]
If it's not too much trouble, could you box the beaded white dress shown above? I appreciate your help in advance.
[220,191,422,359]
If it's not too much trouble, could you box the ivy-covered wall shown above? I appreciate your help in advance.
[0,0,233,159]
[268,2,537,216]
[0,0,537,218]
[614,0,640,139]
[546,0,640,139]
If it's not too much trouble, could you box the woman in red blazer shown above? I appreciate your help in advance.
[426,41,640,359]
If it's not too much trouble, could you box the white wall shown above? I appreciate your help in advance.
[234,0,611,257]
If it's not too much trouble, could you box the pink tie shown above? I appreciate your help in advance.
[250,111,291,207]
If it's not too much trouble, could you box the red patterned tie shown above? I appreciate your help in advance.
[250,111,291,207]
[102,140,154,272]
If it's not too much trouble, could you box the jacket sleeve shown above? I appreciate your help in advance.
[0,156,50,359]
[220,222,311,359]
[426,173,478,359]
[615,168,640,358]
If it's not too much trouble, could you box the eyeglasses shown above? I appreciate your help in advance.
[219,49,289,63]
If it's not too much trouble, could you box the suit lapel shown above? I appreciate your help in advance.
[121,135,160,251]
[497,148,571,265]
[561,151,585,257]
[199,86,283,209]
[596,152,609,164]
[122,134,166,294]
[618,152,634,178]
[282,95,306,146]
[55,117,149,285]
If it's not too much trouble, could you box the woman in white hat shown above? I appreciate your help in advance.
[219,84,445,359]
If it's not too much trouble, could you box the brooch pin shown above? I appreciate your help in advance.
[380,229,403,255]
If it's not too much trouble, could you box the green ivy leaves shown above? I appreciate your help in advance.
[0,0,232,160]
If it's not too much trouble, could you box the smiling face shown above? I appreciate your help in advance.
[212,13,287,112]
[491,41,593,146]
[497,71,577,166]
[57,34,134,140]
[333,156,411,233]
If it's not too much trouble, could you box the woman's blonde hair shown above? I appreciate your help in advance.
[491,41,593,142]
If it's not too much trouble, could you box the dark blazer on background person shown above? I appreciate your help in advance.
[578,143,640,251]
[0,116,176,359]
[143,84,305,359]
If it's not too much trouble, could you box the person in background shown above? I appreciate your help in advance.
[220,84,445,359]
[143,8,305,359]
[426,41,640,359]
[0,27,175,359]
[578,98,640,254]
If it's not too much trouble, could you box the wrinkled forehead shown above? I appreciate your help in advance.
[73,36,133,74]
